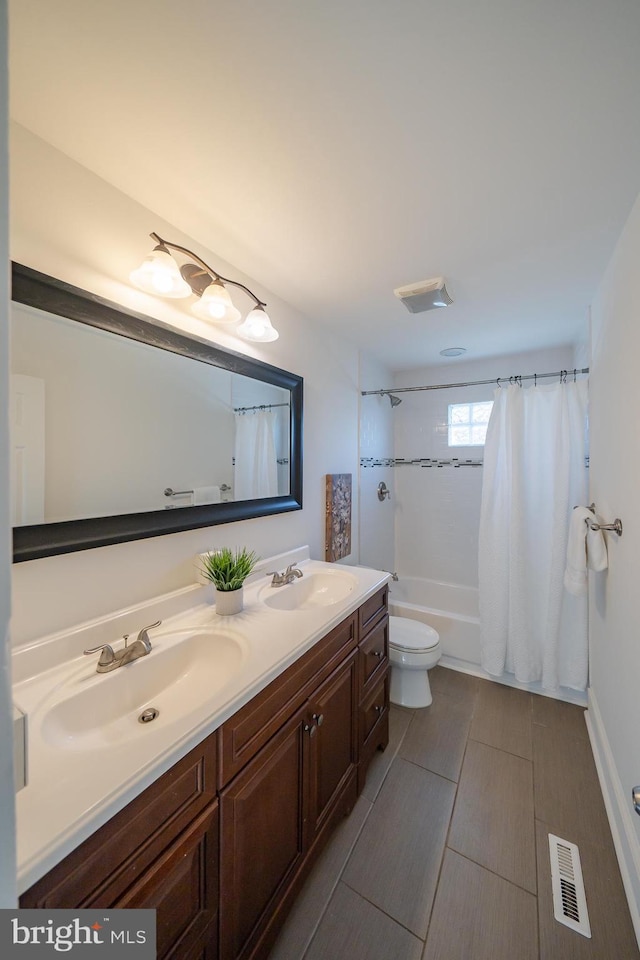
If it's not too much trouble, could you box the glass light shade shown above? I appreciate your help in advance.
[236,306,279,342]
[129,248,192,298]
[191,281,241,323]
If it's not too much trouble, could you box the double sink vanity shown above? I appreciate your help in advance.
[14,551,391,960]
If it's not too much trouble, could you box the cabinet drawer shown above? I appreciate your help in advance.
[358,616,388,697]
[218,613,357,787]
[359,671,390,752]
[20,734,217,909]
[358,585,388,638]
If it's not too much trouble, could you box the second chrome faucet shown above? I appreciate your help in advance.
[267,564,304,587]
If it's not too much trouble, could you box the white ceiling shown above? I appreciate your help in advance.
[8,0,640,370]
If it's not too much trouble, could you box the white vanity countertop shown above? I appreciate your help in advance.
[13,555,390,894]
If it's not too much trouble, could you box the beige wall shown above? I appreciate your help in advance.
[10,123,362,646]
[588,188,640,938]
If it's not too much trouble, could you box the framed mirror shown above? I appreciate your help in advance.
[10,263,303,562]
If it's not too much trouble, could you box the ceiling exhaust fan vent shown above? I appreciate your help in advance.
[394,277,453,314]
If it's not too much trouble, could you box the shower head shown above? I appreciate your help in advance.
[389,394,402,408]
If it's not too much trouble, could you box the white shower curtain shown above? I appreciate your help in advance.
[234,411,278,500]
[478,380,588,691]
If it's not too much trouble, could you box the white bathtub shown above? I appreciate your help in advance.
[389,576,481,669]
[388,575,587,704]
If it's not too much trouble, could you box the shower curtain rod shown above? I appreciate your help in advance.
[233,402,290,413]
[361,367,589,398]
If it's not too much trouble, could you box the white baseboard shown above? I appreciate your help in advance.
[438,655,588,706]
[586,688,640,947]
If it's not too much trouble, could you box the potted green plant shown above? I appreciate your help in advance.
[200,547,260,615]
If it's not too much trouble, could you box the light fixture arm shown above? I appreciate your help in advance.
[149,232,266,307]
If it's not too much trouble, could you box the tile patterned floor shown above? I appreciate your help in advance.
[268,667,640,960]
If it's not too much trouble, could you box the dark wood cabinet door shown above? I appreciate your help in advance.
[218,613,356,788]
[219,705,309,960]
[306,652,358,847]
[116,803,219,960]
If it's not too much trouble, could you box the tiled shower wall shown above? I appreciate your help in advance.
[358,353,395,573]
[392,346,577,587]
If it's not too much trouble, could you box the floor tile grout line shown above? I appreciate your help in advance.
[338,877,428,944]
[467,731,533,763]
[533,811,543,960]
[300,710,418,960]
[425,686,540,957]
[443,844,540,899]
[298,801,375,960]
[397,753,462,786]
[420,700,476,956]
[464,703,538,897]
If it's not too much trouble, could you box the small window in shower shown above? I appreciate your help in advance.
[448,401,493,446]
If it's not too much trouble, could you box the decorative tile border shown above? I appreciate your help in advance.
[360,457,483,468]
[361,455,589,469]
[360,457,396,468]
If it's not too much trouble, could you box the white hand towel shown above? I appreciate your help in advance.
[193,485,221,505]
[564,507,609,595]
[587,518,608,572]
[564,507,591,596]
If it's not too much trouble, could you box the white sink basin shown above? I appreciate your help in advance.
[41,628,248,750]
[260,571,357,611]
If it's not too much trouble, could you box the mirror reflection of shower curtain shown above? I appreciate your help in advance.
[478,380,589,691]
[234,411,278,500]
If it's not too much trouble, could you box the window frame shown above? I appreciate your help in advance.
[447,400,493,448]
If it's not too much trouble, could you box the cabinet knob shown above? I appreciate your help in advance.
[374,704,384,714]
[371,650,383,658]
[304,722,317,738]
[312,713,324,727]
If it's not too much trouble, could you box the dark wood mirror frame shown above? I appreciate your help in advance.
[11,263,303,562]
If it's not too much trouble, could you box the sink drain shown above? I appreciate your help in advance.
[138,707,160,724]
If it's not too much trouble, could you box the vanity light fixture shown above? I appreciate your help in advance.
[130,232,278,342]
[129,245,193,299]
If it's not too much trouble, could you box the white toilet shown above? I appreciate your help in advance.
[389,615,441,708]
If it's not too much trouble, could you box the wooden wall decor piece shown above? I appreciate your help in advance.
[325,473,352,562]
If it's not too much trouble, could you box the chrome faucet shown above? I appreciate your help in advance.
[267,564,304,587]
[84,620,161,673]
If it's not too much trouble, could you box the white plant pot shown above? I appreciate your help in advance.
[215,587,243,616]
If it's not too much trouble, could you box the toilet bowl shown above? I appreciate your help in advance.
[389,615,441,708]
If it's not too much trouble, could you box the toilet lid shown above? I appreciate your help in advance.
[389,615,440,652]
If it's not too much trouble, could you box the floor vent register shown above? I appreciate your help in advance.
[548,833,591,938]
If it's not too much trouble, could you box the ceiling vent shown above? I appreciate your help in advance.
[394,277,453,314]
